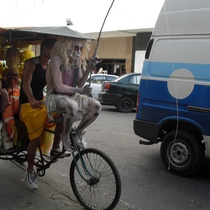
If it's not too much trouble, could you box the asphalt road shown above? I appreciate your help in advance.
[0,105,210,210]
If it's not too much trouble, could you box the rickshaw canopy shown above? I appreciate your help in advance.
[0,26,92,43]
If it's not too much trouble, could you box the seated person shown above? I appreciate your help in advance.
[45,37,102,152]
[19,38,57,190]
[3,70,20,133]
[0,47,21,149]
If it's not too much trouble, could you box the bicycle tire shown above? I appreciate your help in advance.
[70,148,121,210]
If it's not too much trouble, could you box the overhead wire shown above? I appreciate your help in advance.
[162,2,180,170]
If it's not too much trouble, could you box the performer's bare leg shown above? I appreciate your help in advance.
[57,97,78,151]
[51,120,63,151]
[76,101,102,136]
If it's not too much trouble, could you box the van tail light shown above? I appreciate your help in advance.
[136,92,140,113]
[103,82,111,91]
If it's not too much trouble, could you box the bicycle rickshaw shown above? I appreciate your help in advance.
[0,115,121,210]
[0,26,121,210]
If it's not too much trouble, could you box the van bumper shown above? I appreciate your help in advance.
[133,119,161,143]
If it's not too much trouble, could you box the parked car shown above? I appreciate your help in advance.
[86,74,118,100]
[98,73,141,112]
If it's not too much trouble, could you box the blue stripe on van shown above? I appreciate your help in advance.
[142,61,210,82]
[137,77,210,135]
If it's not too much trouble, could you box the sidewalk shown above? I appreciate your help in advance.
[0,157,84,210]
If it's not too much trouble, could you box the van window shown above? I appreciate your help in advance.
[145,39,154,59]
[150,38,210,80]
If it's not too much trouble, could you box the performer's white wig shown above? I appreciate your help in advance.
[51,37,91,70]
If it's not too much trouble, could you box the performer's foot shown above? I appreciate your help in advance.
[50,148,71,158]
[71,128,87,149]
[60,134,76,152]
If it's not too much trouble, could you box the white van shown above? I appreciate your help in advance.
[134,0,210,176]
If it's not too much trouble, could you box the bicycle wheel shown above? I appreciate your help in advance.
[70,148,121,210]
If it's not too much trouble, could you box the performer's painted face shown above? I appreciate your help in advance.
[71,42,83,60]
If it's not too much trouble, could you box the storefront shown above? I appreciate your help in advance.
[87,31,152,75]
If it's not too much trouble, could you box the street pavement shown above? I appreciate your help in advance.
[1,105,210,210]
[0,157,84,210]
[0,152,139,210]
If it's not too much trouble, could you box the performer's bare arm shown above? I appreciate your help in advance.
[22,59,41,108]
[48,56,83,95]
[77,57,102,88]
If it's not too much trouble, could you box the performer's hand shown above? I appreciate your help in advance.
[83,85,92,96]
[87,56,102,73]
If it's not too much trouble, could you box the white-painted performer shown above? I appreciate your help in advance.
[45,37,102,152]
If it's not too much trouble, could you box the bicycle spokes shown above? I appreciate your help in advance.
[70,148,121,210]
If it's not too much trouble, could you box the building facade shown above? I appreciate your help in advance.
[87,31,152,75]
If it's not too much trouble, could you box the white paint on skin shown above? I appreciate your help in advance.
[71,42,83,61]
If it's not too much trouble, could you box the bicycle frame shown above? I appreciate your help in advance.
[0,127,97,183]
[0,126,121,210]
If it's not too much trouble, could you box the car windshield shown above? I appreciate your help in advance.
[87,74,118,84]
[114,74,141,85]
[114,74,128,81]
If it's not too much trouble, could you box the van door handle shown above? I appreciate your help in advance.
[187,105,210,113]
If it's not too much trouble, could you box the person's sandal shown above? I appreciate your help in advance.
[50,148,71,158]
